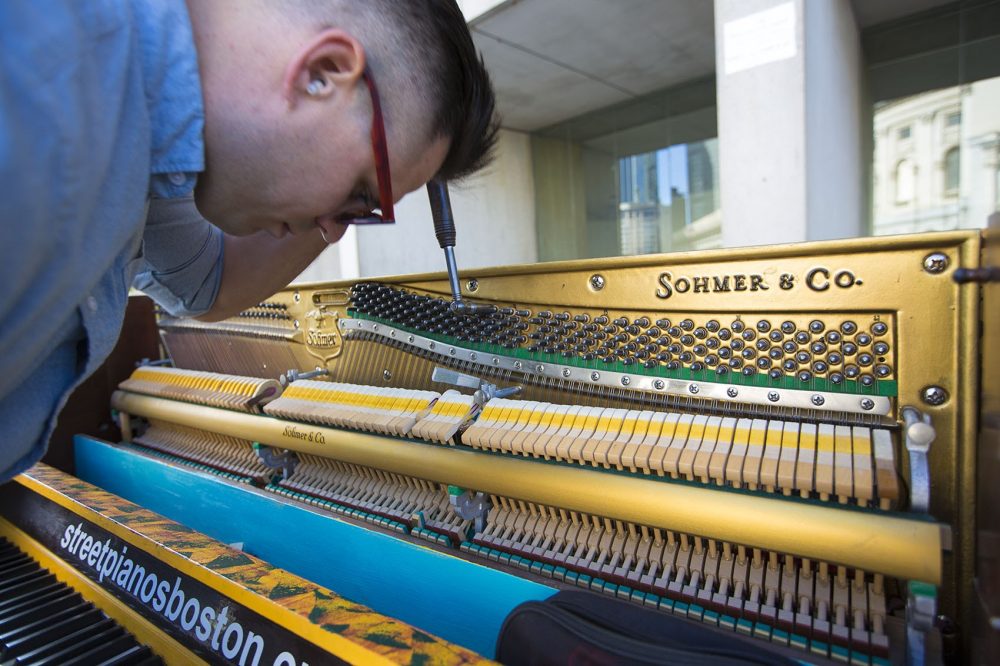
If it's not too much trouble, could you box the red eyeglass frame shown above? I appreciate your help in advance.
[341,69,395,225]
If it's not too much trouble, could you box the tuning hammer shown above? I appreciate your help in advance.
[426,180,497,316]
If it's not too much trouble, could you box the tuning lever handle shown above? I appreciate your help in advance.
[953,267,999,284]
[427,179,456,249]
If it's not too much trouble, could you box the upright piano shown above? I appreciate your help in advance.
[2,228,997,664]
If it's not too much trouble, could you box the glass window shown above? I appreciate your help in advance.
[532,78,719,261]
[866,1,1000,236]
[617,139,720,256]
[872,78,1000,235]
[944,147,960,194]
[895,159,915,204]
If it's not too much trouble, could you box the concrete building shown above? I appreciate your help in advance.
[295,0,1000,284]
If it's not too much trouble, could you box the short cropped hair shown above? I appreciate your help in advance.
[297,0,500,180]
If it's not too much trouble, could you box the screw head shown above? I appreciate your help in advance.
[428,341,435,350]
[591,371,601,381]
[513,361,523,370]
[408,335,415,343]
[923,252,949,274]
[688,384,700,395]
[467,278,479,292]
[767,391,780,403]
[727,387,739,398]
[293,319,300,329]
[590,274,606,291]
[922,385,948,406]
[811,394,825,406]
[860,398,875,411]
[535,364,546,373]
[653,379,665,390]
[449,347,456,356]
[383,369,392,381]
[293,291,301,302]
[493,357,500,366]
[470,352,477,361]
[621,376,631,386]
[562,368,572,378]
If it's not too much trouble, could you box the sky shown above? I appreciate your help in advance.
[656,144,689,204]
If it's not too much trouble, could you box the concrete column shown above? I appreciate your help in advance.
[531,135,589,262]
[715,0,865,246]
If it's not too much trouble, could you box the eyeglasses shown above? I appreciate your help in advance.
[340,69,395,225]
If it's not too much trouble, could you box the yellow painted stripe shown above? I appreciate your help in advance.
[524,409,547,427]
[594,412,617,436]
[500,407,527,426]
[716,423,735,446]
[535,407,558,431]
[853,428,873,456]
[834,427,852,456]
[632,417,651,439]
[478,404,502,423]
[659,416,680,441]
[579,413,600,433]
[765,423,783,449]
[817,428,835,453]
[781,425,799,449]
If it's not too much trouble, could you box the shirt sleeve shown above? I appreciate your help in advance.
[132,196,224,318]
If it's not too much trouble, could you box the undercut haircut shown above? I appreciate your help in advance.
[296,0,500,180]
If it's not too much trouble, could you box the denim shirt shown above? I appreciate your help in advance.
[0,0,223,481]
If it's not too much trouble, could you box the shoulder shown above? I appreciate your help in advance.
[0,1,132,74]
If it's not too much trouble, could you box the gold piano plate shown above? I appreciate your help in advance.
[144,230,985,661]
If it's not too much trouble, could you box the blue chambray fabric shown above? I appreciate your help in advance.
[0,0,223,481]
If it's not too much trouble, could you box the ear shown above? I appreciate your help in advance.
[282,29,366,109]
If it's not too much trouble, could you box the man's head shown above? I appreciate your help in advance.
[186,0,498,239]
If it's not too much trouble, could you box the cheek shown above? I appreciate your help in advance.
[281,170,354,219]
[274,129,368,215]
[314,173,352,213]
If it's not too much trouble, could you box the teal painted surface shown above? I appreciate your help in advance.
[74,436,554,657]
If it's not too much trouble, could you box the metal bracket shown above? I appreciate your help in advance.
[112,409,134,444]
[902,406,935,513]
[448,485,489,533]
[432,366,521,406]
[279,367,329,387]
[138,358,172,367]
[906,581,937,665]
[252,442,298,479]
[953,266,1000,283]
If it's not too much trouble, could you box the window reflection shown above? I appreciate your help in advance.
[618,139,720,255]
[531,77,718,262]
[873,77,1000,235]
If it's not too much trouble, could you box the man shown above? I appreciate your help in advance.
[0,0,498,481]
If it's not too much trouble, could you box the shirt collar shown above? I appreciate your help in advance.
[132,0,205,177]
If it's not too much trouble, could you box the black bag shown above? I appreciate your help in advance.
[496,590,800,665]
